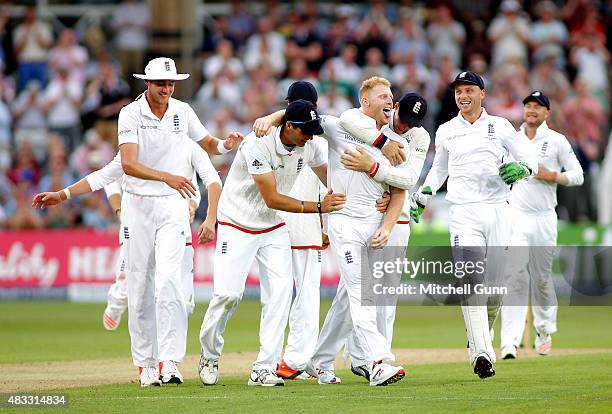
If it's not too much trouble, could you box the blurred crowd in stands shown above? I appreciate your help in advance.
[0,0,610,230]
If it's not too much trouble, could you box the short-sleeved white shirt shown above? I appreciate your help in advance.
[218,127,326,231]
[117,95,209,196]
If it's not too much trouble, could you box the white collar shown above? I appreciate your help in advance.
[456,107,489,125]
[139,94,175,121]
[274,126,304,156]
[520,120,549,141]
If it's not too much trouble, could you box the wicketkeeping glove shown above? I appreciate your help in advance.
[409,186,432,223]
[499,162,531,185]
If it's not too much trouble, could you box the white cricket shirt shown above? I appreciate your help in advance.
[510,121,583,212]
[217,127,327,232]
[117,95,209,196]
[321,113,391,223]
[423,108,538,205]
[339,108,431,222]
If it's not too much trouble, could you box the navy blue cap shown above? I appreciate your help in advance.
[522,91,550,109]
[449,71,485,90]
[285,81,318,105]
[285,99,324,136]
[397,93,427,127]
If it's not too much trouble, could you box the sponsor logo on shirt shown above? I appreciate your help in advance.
[342,134,365,145]
[118,129,131,136]
[140,125,158,129]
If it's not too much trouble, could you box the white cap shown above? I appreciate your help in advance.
[501,0,520,13]
[133,57,189,81]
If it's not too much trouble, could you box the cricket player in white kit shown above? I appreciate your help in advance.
[307,77,407,386]
[337,93,431,380]
[32,110,225,387]
[117,57,242,386]
[198,100,345,387]
[500,91,584,360]
[411,71,538,379]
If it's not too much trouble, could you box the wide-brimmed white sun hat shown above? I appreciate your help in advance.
[133,57,190,81]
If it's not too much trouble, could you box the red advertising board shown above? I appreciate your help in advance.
[0,230,341,290]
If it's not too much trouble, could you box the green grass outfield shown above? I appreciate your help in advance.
[2,301,612,413]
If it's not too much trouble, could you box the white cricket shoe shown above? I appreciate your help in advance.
[317,369,341,385]
[369,361,405,386]
[139,366,162,387]
[159,360,183,384]
[535,333,552,355]
[198,354,219,385]
[501,345,518,360]
[247,368,285,386]
[102,306,123,331]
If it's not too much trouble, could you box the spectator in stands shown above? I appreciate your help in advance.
[570,35,610,95]
[243,63,278,122]
[39,151,74,195]
[244,16,286,77]
[70,129,114,176]
[0,9,15,74]
[529,50,570,105]
[195,63,243,122]
[432,54,460,127]
[485,80,523,128]
[42,67,82,152]
[317,85,353,117]
[277,58,317,101]
[390,50,430,97]
[7,181,44,229]
[111,0,150,95]
[530,1,568,68]
[81,62,131,146]
[225,0,256,48]
[12,80,47,162]
[463,20,491,65]
[0,173,14,229]
[360,47,390,81]
[286,13,324,72]
[319,44,362,87]
[488,0,529,68]
[321,5,358,59]
[355,6,393,65]
[7,141,41,193]
[0,80,10,171]
[563,78,606,145]
[427,3,465,67]
[12,6,53,91]
[566,3,606,48]
[389,10,427,66]
[203,38,244,81]
[81,192,114,230]
[48,29,88,85]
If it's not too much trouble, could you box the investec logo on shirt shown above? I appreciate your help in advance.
[140,125,158,129]
[343,134,365,145]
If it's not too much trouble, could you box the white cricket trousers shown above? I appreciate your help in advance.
[501,209,558,349]
[122,192,189,367]
[345,222,411,367]
[449,202,512,366]
[310,215,395,371]
[199,223,293,371]
[283,248,322,371]
[106,244,196,317]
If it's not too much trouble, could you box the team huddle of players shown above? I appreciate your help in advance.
[32,57,583,387]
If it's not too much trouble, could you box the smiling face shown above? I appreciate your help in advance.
[523,101,549,128]
[454,83,485,118]
[145,80,175,107]
[361,83,394,128]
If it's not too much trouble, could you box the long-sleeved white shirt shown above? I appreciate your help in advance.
[321,114,391,224]
[423,108,538,205]
[339,108,430,221]
[510,121,583,213]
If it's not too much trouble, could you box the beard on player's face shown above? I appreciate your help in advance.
[523,102,548,128]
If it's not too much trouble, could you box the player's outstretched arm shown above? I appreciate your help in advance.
[253,172,345,213]
[32,178,94,209]
[198,132,244,155]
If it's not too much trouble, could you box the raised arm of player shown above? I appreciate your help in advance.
[253,110,286,137]
[339,108,406,165]
[341,128,430,191]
